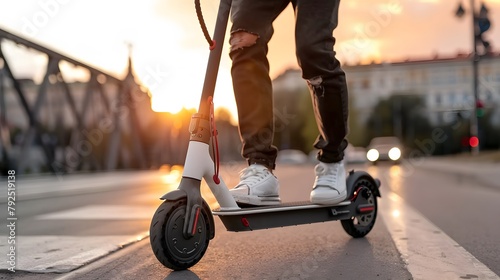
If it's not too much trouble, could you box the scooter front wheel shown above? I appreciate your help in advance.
[150,199,210,270]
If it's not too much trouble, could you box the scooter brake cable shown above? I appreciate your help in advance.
[208,97,221,184]
[195,0,216,50]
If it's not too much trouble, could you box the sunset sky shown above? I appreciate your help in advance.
[1,0,499,118]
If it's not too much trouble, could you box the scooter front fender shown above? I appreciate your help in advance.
[159,179,216,240]
[346,170,382,198]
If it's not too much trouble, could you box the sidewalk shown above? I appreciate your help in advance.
[414,151,500,189]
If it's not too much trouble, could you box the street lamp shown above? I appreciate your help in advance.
[455,0,492,155]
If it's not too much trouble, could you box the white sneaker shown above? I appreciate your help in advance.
[229,164,281,206]
[310,161,347,205]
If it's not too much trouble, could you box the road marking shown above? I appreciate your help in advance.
[0,171,165,203]
[0,234,148,273]
[35,205,157,220]
[379,192,500,280]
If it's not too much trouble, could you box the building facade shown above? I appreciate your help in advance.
[273,52,500,126]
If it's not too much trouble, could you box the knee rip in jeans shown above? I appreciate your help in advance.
[230,30,259,52]
[307,76,325,97]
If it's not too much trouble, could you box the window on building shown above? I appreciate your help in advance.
[379,78,385,88]
[421,72,428,85]
[430,72,442,85]
[482,66,491,76]
[463,93,473,107]
[362,79,370,89]
[461,91,469,107]
[435,94,442,105]
[393,77,401,88]
[461,68,470,80]
[449,92,458,106]
[410,70,417,81]
[485,92,493,101]
[448,73,457,83]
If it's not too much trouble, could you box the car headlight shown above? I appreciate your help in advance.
[388,147,401,161]
[366,149,379,162]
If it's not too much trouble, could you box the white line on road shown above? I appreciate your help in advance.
[379,191,500,280]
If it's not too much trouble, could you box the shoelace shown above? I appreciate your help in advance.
[236,166,268,187]
[315,164,339,187]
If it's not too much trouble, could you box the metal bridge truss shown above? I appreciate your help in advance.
[0,28,152,174]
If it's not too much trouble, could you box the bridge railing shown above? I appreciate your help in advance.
[0,28,156,174]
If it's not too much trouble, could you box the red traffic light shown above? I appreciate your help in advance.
[469,136,479,148]
[476,100,484,108]
[476,100,485,118]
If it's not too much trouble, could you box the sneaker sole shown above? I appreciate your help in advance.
[310,191,347,205]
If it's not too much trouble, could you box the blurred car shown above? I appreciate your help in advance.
[308,149,320,163]
[345,144,367,164]
[366,136,403,164]
[277,149,309,164]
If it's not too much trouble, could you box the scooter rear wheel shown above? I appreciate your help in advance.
[341,178,378,238]
[150,199,210,270]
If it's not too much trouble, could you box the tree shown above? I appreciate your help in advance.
[347,93,367,147]
[273,84,309,152]
[215,107,242,161]
[366,93,432,154]
[299,89,319,153]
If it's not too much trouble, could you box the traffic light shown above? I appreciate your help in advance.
[476,99,485,118]
[469,136,479,148]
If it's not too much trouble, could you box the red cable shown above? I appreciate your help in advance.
[191,208,200,236]
[209,39,216,51]
[208,97,220,184]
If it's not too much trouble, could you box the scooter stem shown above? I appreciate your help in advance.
[172,0,237,238]
[198,0,232,117]
[184,0,237,209]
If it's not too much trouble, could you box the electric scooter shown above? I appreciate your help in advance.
[149,0,381,270]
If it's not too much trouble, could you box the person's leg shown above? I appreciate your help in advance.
[294,0,348,204]
[230,0,290,170]
[229,0,290,206]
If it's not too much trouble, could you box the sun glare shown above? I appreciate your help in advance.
[147,71,201,114]
[151,94,194,114]
[145,54,238,123]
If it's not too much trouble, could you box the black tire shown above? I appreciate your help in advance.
[341,179,378,238]
[150,199,210,270]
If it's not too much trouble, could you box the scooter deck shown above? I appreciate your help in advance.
[212,200,366,232]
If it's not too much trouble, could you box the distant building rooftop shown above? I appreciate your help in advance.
[344,50,500,68]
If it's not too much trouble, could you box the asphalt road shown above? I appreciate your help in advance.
[368,163,500,275]
[0,161,499,279]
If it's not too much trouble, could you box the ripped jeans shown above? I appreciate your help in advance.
[230,0,348,169]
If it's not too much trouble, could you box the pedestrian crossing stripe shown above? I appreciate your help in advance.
[35,205,158,220]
